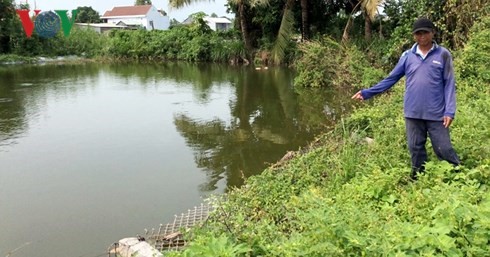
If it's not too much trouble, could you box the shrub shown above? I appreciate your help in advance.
[293,37,382,89]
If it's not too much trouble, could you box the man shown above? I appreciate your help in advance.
[351,17,460,179]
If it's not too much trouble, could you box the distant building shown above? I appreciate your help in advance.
[204,17,232,31]
[101,5,170,30]
[182,16,232,31]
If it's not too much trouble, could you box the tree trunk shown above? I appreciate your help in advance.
[342,0,362,43]
[379,17,384,39]
[300,0,309,41]
[342,17,353,43]
[238,2,253,62]
[364,11,372,41]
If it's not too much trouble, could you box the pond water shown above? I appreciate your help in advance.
[0,62,350,257]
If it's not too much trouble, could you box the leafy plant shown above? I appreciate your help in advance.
[170,234,251,257]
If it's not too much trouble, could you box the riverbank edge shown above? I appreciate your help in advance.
[165,17,490,256]
[0,54,98,65]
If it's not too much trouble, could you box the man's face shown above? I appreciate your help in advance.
[413,30,434,47]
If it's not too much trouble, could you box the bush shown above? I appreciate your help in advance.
[105,26,245,63]
[293,37,376,89]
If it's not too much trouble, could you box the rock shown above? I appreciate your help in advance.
[112,237,163,257]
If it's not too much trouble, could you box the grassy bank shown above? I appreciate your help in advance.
[167,17,490,257]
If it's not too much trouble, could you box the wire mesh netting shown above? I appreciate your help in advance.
[146,202,214,252]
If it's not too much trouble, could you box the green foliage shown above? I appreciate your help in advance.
[168,18,490,257]
[382,0,489,64]
[293,37,379,89]
[269,0,295,65]
[106,26,245,62]
[450,17,490,168]
[0,54,37,63]
[3,8,241,63]
[455,16,490,85]
[440,0,489,49]
[8,27,107,57]
[170,234,251,257]
[75,6,101,23]
[0,0,17,53]
[135,0,152,5]
[58,27,109,57]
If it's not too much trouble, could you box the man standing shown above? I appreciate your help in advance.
[351,17,460,179]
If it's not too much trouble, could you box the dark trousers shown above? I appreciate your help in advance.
[405,118,460,177]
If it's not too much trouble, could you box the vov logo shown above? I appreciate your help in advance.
[16,9,78,38]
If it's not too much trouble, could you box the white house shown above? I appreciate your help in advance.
[182,16,232,31]
[203,17,232,31]
[101,5,169,30]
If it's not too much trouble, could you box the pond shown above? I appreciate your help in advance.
[0,62,351,257]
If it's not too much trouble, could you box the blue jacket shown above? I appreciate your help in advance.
[361,42,456,120]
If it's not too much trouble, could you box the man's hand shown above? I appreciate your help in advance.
[351,91,364,101]
[443,116,453,128]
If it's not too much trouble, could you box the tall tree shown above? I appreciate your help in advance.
[269,0,295,64]
[253,0,314,63]
[299,0,309,40]
[0,0,16,53]
[135,0,152,5]
[75,6,101,23]
[342,0,380,43]
[253,0,353,64]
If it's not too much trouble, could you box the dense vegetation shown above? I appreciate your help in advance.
[105,14,245,63]
[167,16,490,257]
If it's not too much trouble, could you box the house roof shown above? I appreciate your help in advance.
[183,17,231,24]
[204,17,232,24]
[102,5,152,18]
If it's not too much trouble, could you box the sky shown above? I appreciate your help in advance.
[15,0,233,22]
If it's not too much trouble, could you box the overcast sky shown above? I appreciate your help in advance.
[15,0,232,22]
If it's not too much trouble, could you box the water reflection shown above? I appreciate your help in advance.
[104,62,234,102]
[0,64,100,147]
[100,63,350,190]
[0,62,352,257]
[172,66,350,191]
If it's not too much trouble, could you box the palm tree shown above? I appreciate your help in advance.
[234,0,254,61]
[253,0,311,64]
[342,0,383,43]
[342,0,382,43]
[300,0,309,40]
[268,0,296,64]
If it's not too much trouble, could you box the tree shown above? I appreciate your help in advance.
[269,0,296,64]
[135,0,152,5]
[169,0,255,62]
[342,0,380,43]
[0,0,16,53]
[75,6,101,23]
[300,0,309,40]
[252,0,314,63]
